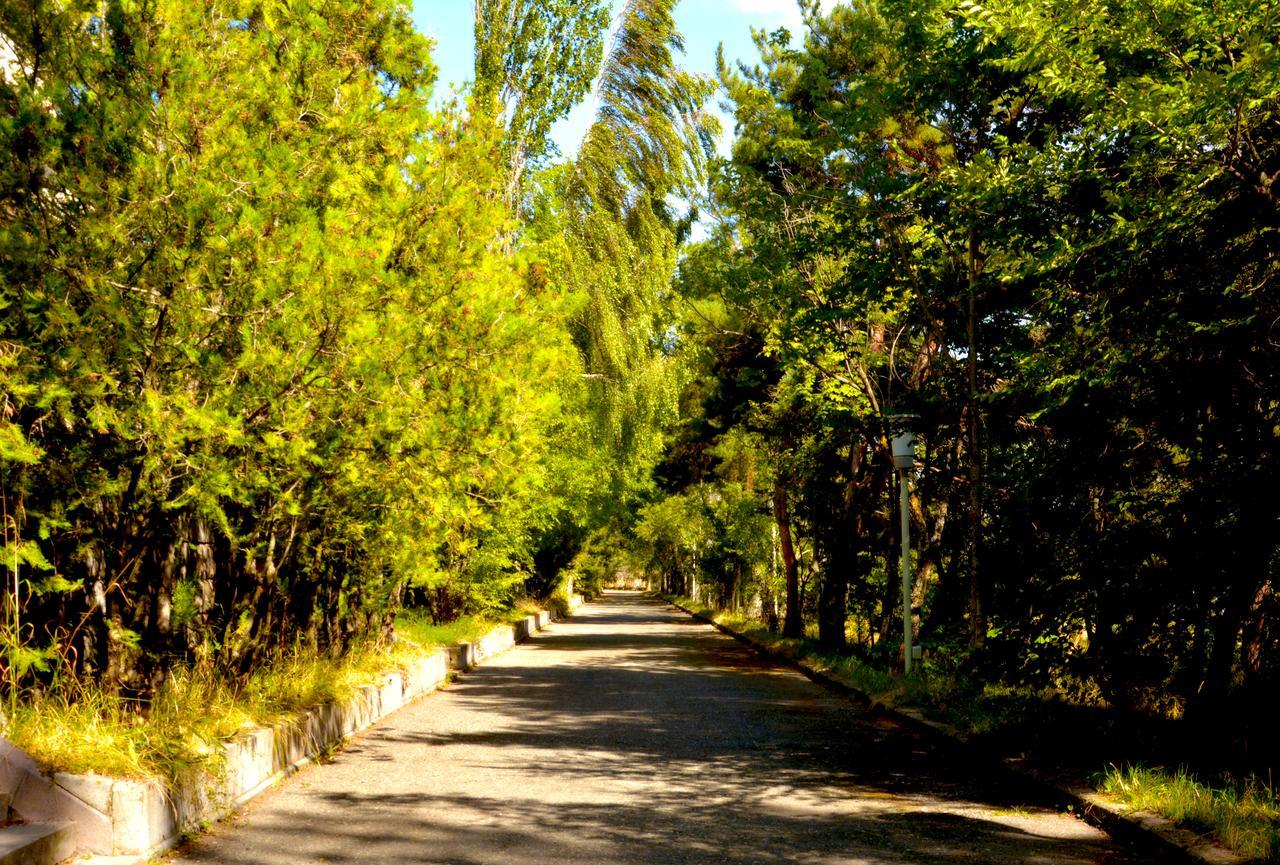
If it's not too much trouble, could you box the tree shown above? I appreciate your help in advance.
[473,0,610,203]
[652,0,1278,755]
[0,0,594,697]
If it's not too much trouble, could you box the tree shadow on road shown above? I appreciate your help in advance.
[175,595,1150,865]
[178,783,1138,865]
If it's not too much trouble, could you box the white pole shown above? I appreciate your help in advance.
[900,467,913,675]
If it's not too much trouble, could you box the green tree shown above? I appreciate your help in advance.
[473,0,610,203]
[0,0,594,697]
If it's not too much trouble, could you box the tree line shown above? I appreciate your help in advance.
[4,0,1275,777]
[632,0,1278,766]
[0,0,711,701]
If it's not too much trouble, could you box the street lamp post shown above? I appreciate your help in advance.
[891,429,916,675]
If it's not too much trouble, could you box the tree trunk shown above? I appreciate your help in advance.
[774,481,803,638]
[761,590,779,632]
[819,454,863,652]
[964,226,985,646]
[1241,575,1273,680]
[817,562,847,651]
[1199,596,1245,710]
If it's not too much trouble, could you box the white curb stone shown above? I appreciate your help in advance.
[4,602,574,863]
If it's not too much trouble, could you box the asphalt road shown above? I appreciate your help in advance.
[173,591,1153,865]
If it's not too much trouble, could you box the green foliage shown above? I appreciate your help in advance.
[560,0,718,480]
[660,0,1280,711]
[473,0,610,200]
[0,0,695,709]
[562,528,627,598]
[0,2,716,781]
[638,6,1280,850]
[572,0,719,209]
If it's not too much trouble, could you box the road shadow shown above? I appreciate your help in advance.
[175,593,1151,865]
[180,786,1138,865]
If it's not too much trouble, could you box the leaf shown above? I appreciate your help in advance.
[0,422,41,466]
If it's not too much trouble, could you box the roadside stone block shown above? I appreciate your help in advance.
[5,605,554,863]
[223,727,273,800]
[273,717,312,771]
[353,686,378,733]
[0,823,76,865]
[11,769,114,854]
[174,771,218,835]
[461,641,474,666]
[447,642,474,671]
[109,778,174,856]
[404,652,447,697]
[476,625,515,661]
[378,674,404,717]
[0,740,41,796]
[307,703,345,751]
[52,772,113,816]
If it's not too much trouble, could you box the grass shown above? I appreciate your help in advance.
[394,612,503,648]
[663,594,1280,864]
[394,599,550,648]
[992,806,1034,818]
[668,595,1080,734]
[5,599,557,785]
[1101,766,1280,863]
[5,639,427,782]
[670,597,934,709]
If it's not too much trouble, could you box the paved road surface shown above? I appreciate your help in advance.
[174,592,1152,865]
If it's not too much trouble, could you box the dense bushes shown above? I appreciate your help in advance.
[1,0,711,706]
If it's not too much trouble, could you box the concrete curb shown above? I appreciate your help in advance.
[3,599,581,865]
[662,596,1253,865]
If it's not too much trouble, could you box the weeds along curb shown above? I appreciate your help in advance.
[5,600,582,865]
[660,596,1253,865]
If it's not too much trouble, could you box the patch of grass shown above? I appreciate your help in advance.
[503,599,544,623]
[668,596,915,699]
[666,595,1018,723]
[5,639,425,783]
[1101,766,1280,863]
[6,598,554,785]
[394,599,553,648]
[394,612,500,647]
[544,591,572,619]
[992,806,1034,818]
[6,688,176,779]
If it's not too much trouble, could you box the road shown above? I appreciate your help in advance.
[174,591,1152,865]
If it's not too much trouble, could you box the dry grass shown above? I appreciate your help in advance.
[5,599,557,783]
[4,639,427,782]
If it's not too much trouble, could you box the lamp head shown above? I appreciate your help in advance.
[891,431,916,470]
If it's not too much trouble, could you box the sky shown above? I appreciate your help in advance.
[410,0,833,159]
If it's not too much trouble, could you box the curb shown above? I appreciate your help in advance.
[60,602,579,865]
[662,596,1253,865]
